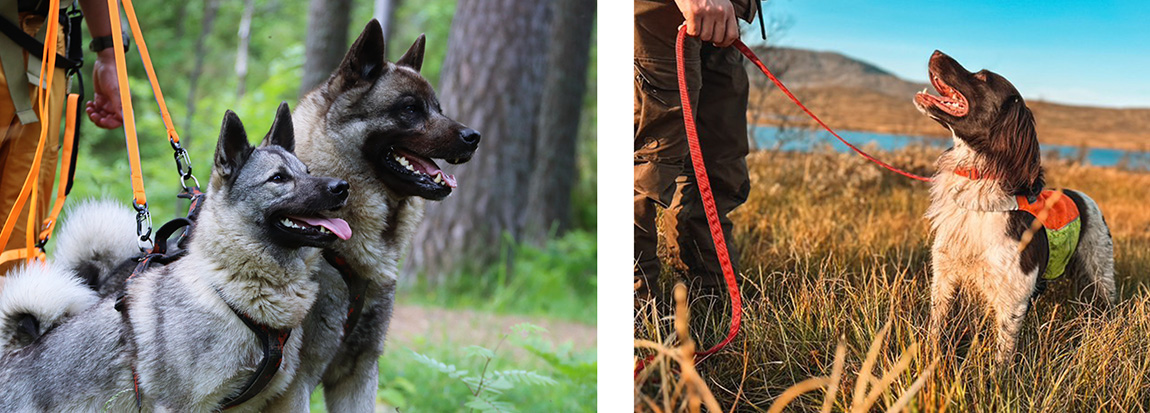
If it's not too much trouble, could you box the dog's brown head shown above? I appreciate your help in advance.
[915,50,1042,195]
[322,20,479,201]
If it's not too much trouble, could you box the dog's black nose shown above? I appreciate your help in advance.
[328,180,349,198]
[459,128,481,147]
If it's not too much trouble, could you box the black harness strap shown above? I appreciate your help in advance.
[0,9,83,70]
[323,250,368,340]
[216,298,291,410]
[113,218,193,409]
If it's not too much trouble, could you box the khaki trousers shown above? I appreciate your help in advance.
[0,14,68,274]
[634,0,753,292]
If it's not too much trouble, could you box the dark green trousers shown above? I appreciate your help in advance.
[634,0,753,293]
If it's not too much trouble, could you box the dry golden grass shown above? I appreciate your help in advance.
[751,86,1150,152]
[635,147,1150,411]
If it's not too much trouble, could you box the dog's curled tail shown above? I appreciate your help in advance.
[53,198,141,292]
[0,262,98,352]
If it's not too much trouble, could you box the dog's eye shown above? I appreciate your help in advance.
[403,105,420,115]
[269,173,288,183]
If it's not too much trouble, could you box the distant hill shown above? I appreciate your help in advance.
[745,47,1150,152]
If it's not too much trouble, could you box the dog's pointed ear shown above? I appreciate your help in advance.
[397,34,426,72]
[335,20,388,89]
[261,102,295,153]
[214,110,253,182]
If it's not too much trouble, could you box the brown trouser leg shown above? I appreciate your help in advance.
[634,0,751,292]
[0,16,67,275]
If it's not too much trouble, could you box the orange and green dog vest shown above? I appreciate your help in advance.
[1015,190,1081,280]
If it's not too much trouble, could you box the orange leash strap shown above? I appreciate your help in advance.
[121,0,180,146]
[106,0,146,210]
[38,92,80,244]
[0,0,60,265]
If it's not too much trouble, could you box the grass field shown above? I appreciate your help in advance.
[635,144,1150,411]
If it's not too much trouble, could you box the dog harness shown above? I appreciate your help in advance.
[954,167,1082,280]
[115,200,291,410]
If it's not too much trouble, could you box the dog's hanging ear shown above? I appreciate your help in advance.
[261,101,295,153]
[214,110,253,184]
[335,20,388,90]
[988,96,1042,193]
[397,34,426,72]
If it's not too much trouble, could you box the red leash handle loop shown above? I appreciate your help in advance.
[675,28,743,359]
[637,28,930,379]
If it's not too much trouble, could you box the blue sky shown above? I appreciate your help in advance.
[754,1,1150,108]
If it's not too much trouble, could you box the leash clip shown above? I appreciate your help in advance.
[133,201,153,252]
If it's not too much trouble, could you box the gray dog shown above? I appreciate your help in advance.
[0,104,352,411]
[263,20,480,411]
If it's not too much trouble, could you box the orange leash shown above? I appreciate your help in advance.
[106,0,146,211]
[38,92,80,243]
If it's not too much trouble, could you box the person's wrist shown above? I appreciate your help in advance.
[95,48,117,63]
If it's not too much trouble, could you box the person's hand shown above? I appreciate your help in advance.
[86,49,123,129]
[674,0,739,47]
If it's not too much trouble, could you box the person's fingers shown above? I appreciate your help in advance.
[718,14,739,47]
[683,15,699,36]
[699,14,716,43]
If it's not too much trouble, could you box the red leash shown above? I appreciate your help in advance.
[731,37,933,182]
[675,28,743,359]
[637,28,932,378]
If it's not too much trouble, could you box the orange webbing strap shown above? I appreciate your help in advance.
[106,0,146,209]
[0,0,60,266]
[38,92,80,243]
[120,0,179,146]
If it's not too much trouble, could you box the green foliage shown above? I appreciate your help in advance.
[402,230,598,324]
[366,323,593,412]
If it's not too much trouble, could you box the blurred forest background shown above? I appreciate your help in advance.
[50,0,596,410]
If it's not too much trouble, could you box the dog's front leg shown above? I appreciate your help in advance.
[928,254,959,350]
[991,288,1031,363]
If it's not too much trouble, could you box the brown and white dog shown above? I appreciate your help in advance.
[914,50,1116,362]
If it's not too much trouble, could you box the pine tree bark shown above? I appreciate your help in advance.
[524,0,595,240]
[407,0,552,280]
[299,0,353,97]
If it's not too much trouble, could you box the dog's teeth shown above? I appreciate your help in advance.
[282,218,294,228]
[433,174,442,184]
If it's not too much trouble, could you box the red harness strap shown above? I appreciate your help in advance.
[322,250,369,340]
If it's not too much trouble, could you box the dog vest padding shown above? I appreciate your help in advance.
[1015,190,1081,280]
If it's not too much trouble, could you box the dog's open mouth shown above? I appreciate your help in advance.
[915,71,969,117]
[389,148,457,188]
[276,215,352,241]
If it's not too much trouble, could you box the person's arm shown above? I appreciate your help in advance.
[674,0,739,47]
[77,0,123,129]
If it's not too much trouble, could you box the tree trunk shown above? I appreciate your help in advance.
[407,0,552,280]
[182,0,220,137]
[299,0,353,97]
[235,0,255,98]
[524,0,595,241]
[373,0,403,40]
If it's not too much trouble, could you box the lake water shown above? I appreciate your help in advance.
[753,126,1150,170]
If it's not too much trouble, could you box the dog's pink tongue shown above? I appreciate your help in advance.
[398,149,457,188]
[437,172,458,188]
[296,216,352,240]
